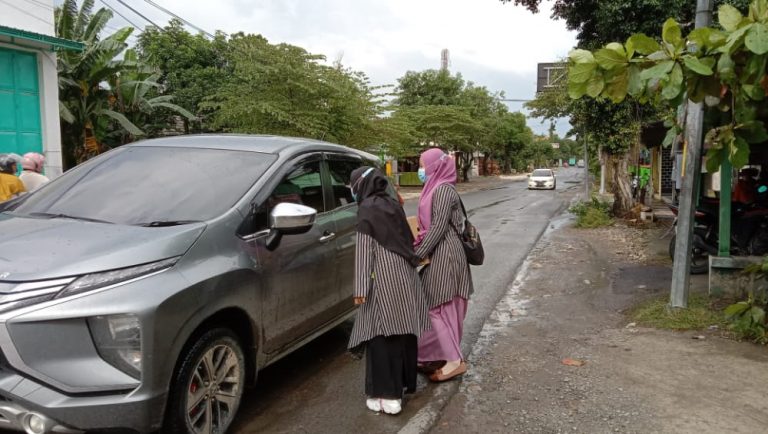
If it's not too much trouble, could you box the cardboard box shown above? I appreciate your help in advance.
[407,216,419,239]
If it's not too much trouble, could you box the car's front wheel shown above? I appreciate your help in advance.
[164,328,246,434]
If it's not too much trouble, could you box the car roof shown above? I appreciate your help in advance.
[127,134,379,160]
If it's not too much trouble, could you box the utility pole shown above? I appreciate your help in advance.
[670,0,713,309]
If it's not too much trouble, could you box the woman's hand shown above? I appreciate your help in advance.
[354,296,366,305]
[419,257,431,266]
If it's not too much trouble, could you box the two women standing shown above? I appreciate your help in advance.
[349,148,474,415]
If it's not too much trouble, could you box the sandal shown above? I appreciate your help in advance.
[417,360,446,374]
[428,361,467,382]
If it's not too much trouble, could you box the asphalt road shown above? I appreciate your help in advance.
[229,168,584,434]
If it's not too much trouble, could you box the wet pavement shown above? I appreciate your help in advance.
[228,168,584,433]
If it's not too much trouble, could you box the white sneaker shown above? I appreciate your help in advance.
[366,398,382,412]
[381,399,402,415]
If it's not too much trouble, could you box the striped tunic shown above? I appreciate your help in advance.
[416,184,474,308]
[348,233,431,349]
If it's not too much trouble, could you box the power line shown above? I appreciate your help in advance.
[114,0,163,29]
[100,0,145,31]
[0,0,54,26]
[19,0,53,11]
[142,0,214,38]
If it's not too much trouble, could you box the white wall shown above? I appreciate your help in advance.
[39,50,63,178]
[0,0,55,36]
[0,0,63,177]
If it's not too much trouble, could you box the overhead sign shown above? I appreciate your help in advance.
[537,62,566,93]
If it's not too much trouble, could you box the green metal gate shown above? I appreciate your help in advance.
[0,47,42,156]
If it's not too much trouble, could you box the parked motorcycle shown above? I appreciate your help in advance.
[668,194,768,274]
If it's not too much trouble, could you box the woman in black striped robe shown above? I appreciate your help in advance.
[347,167,430,415]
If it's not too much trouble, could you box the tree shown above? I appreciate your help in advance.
[106,49,196,145]
[394,69,465,106]
[391,69,517,180]
[567,1,768,175]
[506,0,691,212]
[136,20,229,133]
[488,111,533,173]
[204,33,382,149]
[56,0,137,166]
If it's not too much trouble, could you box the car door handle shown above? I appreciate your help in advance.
[319,232,336,243]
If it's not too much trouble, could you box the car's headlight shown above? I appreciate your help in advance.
[57,257,179,299]
[88,314,142,379]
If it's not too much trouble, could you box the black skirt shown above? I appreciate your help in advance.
[365,334,418,399]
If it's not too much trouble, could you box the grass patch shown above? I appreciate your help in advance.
[569,198,613,228]
[630,294,729,330]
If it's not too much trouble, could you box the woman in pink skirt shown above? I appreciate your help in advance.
[414,148,473,382]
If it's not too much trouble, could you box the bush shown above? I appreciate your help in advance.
[569,197,613,228]
[728,260,768,344]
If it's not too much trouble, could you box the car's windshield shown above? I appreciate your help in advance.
[532,169,552,177]
[8,146,276,225]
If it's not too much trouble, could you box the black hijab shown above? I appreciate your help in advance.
[351,166,420,267]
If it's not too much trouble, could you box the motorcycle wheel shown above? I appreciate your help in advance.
[668,233,710,274]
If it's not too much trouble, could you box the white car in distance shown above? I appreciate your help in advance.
[528,168,556,190]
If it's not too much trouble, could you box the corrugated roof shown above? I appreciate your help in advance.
[0,25,84,52]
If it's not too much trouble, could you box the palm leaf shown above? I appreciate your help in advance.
[83,8,113,44]
[59,101,76,124]
[100,109,145,136]
[152,102,197,120]
[73,0,95,40]
[55,0,78,40]
[147,95,175,104]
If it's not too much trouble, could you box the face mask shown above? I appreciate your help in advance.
[418,167,427,183]
[351,167,375,202]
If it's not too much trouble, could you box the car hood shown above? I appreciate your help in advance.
[0,213,206,281]
[530,176,553,181]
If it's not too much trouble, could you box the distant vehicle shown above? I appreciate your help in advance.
[568,157,576,166]
[577,159,585,168]
[528,168,556,190]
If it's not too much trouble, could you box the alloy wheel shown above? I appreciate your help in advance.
[185,344,242,434]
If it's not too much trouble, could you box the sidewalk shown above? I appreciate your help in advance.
[399,175,526,201]
[429,219,768,433]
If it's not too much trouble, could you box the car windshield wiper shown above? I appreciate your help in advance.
[137,220,202,227]
[28,212,114,224]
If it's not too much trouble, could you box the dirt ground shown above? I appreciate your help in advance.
[430,219,768,434]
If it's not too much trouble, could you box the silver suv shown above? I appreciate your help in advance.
[0,135,377,434]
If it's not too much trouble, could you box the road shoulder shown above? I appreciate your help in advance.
[429,221,768,434]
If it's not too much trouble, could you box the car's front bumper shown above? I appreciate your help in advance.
[0,367,165,433]
[528,182,554,189]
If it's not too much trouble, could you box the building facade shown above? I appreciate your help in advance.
[0,0,82,178]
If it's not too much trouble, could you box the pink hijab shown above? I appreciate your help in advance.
[415,148,457,246]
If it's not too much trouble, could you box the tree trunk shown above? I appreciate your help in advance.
[482,152,492,176]
[607,151,634,215]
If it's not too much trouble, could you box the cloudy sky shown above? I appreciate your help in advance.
[83,0,577,135]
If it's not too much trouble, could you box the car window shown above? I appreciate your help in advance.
[327,159,363,209]
[269,160,326,213]
[248,159,326,233]
[7,146,276,225]
[532,169,552,177]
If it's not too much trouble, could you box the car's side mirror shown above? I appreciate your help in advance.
[270,202,317,234]
[265,203,317,250]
